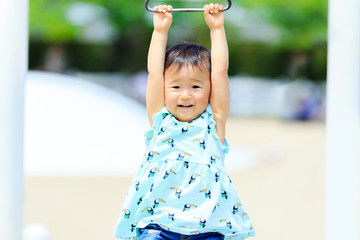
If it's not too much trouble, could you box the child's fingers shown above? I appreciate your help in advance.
[203,4,209,14]
[165,12,172,18]
[157,5,165,12]
[154,5,165,12]
[205,2,225,14]
[158,5,172,13]
[209,3,214,13]
[214,3,219,13]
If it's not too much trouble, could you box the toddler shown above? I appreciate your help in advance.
[113,3,255,240]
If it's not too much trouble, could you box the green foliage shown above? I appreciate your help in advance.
[30,0,78,42]
[239,0,328,49]
[30,0,327,48]
[29,0,328,80]
[30,0,147,42]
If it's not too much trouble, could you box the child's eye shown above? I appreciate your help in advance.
[172,86,180,89]
[192,85,200,89]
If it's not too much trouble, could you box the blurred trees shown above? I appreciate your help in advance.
[29,0,327,81]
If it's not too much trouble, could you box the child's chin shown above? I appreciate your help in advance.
[175,115,194,122]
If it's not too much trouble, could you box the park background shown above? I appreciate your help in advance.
[25,0,328,239]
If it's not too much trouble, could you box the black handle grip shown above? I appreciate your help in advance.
[145,0,232,12]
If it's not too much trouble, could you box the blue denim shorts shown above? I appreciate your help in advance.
[138,224,225,240]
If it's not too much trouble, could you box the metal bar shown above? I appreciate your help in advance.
[0,0,28,239]
[325,0,360,238]
[145,0,231,12]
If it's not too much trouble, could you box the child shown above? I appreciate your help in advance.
[113,3,255,240]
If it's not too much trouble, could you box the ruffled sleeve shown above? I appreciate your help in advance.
[206,104,230,154]
[144,106,169,147]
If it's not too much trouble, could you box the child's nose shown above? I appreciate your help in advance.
[180,90,191,99]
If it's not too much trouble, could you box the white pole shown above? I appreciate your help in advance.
[0,0,28,239]
[325,0,360,239]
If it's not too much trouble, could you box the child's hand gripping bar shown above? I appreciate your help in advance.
[145,0,232,12]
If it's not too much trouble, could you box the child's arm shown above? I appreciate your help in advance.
[204,3,230,143]
[146,5,173,126]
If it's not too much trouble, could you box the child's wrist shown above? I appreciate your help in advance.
[154,28,170,35]
[210,25,225,32]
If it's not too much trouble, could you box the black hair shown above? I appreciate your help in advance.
[164,43,211,73]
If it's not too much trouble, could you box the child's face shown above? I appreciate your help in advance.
[164,64,210,122]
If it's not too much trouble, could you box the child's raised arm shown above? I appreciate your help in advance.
[146,5,173,126]
[204,3,230,143]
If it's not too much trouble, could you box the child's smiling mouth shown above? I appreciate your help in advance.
[178,104,193,108]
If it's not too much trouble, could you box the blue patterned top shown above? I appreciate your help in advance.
[113,105,255,240]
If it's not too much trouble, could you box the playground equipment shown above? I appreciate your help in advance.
[0,0,359,239]
[0,0,28,239]
[325,0,360,239]
[145,0,232,12]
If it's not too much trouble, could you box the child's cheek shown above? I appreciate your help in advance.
[165,91,177,107]
[196,94,209,109]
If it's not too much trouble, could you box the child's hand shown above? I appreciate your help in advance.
[153,5,173,33]
[204,3,224,30]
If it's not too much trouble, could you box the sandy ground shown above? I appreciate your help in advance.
[24,117,326,240]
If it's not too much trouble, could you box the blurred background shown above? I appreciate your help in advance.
[28,0,327,120]
[24,0,327,239]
